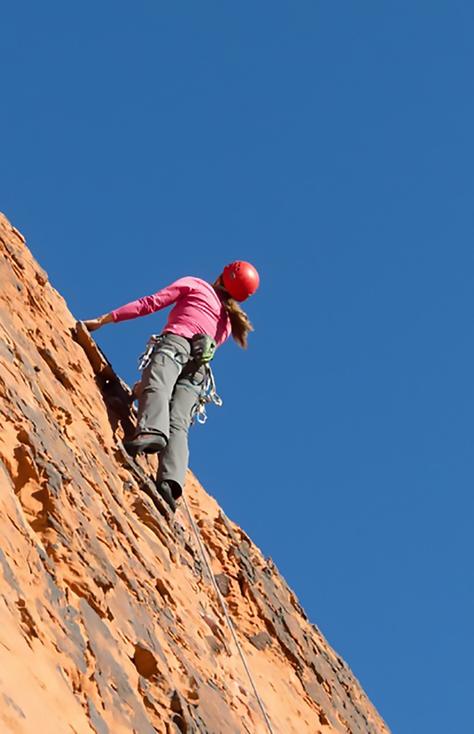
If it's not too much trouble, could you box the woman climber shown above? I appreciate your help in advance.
[83,261,259,513]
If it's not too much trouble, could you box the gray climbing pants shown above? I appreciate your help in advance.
[134,333,206,497]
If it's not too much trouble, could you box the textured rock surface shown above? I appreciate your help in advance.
[0,212,390,734]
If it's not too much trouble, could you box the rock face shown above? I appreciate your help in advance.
[0,212,390,734]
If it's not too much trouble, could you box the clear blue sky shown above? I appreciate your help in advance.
[2,3,473,732]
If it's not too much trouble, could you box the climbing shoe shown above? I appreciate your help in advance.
[123,432,167,457]
[156,481,176,513]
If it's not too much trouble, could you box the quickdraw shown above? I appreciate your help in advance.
[138,334,164,371]
[191,364,223,425]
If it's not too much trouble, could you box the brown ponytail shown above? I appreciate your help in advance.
[213,280,254,349]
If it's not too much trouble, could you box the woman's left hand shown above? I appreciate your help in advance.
[83,318,103,332]
[83,313,113,332]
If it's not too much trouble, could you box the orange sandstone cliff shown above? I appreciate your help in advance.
[0,213,390,734]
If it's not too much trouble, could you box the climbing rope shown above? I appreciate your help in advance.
[182,496,275,734]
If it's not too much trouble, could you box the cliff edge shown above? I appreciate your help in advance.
[0,213,389,734]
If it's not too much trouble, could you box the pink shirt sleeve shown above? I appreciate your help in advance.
[111,278,192,322]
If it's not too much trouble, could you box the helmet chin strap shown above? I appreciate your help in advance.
[213,279,230,299]
[213,274,225,287]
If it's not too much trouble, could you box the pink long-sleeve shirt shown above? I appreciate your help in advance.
[111,277,232,347]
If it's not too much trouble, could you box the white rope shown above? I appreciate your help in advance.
[182,496,275,734]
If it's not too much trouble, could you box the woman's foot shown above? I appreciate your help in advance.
[123,432,167,457]
[156,480,176,512]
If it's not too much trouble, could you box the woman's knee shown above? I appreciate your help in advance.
[169,414,191,433]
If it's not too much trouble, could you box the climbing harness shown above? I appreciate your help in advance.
[182,496,275,734]
[138,334,172,370]
[137,334,223,425]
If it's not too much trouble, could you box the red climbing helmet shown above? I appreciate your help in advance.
[221,261,260,302]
